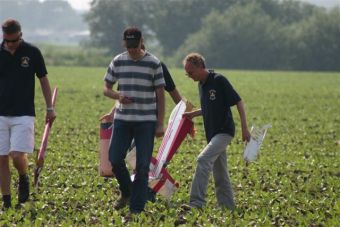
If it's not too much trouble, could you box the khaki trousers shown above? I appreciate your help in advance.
[189,133,235,209]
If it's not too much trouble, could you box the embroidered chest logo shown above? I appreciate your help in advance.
[21,57,30,67]
[208,89,216,100]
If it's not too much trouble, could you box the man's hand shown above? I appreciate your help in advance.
[242,127,251,142]
[99,113,114,122]
[183,110,201,120]
[46,110,56,124]
[118,94,134,104]
[155,124,164,137]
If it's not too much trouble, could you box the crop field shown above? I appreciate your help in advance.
[1,66,339,226]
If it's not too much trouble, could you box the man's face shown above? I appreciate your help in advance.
[3,32,22,51]
[125,39,142,55]
[184,62,200,81]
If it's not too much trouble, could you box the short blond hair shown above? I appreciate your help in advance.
[182,53,205,68]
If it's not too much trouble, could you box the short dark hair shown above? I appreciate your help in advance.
[2,18,21,34]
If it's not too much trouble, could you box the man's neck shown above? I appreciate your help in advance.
[4,40,22,55]
[199,69,209,83]
[4,46,16,55]
[129,50,145,61]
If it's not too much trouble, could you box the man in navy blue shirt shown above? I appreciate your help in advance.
[0,19,56,209]
[182,53,250,210]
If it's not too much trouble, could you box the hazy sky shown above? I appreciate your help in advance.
[66,0,340,11]
[300,0,340,7]
[66,0,91,11]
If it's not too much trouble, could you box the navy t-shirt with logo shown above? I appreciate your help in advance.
[199,71,241,142]
[0,41,47,116]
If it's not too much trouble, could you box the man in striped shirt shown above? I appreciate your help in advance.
[103,27,165,214]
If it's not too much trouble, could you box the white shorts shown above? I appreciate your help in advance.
[0,116,35,155]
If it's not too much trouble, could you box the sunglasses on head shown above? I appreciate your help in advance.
[4,37,21,43]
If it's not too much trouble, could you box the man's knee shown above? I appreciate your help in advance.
[111,160,126,172]
[9,151,27,160]
[196,155,212,170]
[197,154,208,165]
[0,155,10,166]
[135,165,149,178]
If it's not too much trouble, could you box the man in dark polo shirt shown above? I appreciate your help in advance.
[0,18,56,209]
[182,52,251,210]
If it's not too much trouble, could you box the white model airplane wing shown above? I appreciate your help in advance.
[152,100,188,177]
[243,124,271,162]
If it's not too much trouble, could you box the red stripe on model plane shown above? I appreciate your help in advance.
[155,102,184,159]
[152,102,185,175]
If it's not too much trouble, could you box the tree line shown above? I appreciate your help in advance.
[85,0,340,71]
[0,0,87,43]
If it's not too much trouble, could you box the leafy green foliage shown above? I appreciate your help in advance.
[1,67,339,225]
[173,3,282,69]
[39,44,111,67]
[85,0,148,53]
[84,0,340,71]
[147,0,239,55]
[171,2,340,70]
[283,8,340,71]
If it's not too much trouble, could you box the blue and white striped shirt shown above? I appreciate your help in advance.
[104,51,165,121]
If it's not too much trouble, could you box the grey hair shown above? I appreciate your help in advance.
[182,53,206,68]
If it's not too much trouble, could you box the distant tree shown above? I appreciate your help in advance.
[173,2,282,69]
[254,0,320,25]
[85,0,148,54]
[0,0,86,32]
[40,0,87,30]
[84,0,239,55]
[147,0,239,55]
[0,0,41,30]
[172,0,340,70]
[83,0,340,70]
[286,7,340,70]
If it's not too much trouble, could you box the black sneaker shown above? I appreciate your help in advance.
[180,203,202,212]
[2,195,11,210]
[180,204,193,212]
[113,196,130,210]
[146,188,156,203]
[18,174,29,203]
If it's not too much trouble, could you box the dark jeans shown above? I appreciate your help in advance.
[109,120,155,213]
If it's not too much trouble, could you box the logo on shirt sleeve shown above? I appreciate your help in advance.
[21,57,30,67]
[208,89,216,100]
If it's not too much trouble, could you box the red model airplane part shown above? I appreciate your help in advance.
[99,120,114,177]
[126,100,194,198]
[148,157,179,196]
[151,101,193,178]
[148,117,193,198]
[33,87,58,187]
[162,117,193,163]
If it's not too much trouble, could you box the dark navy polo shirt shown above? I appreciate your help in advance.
[161,62,175,92]
[199,71,241,142]
[0,41,47,116]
